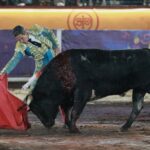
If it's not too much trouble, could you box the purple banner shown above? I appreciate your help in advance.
[0,30,150,77]
[62,30,150,51]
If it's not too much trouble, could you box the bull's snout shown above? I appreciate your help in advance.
[43,120,55,129]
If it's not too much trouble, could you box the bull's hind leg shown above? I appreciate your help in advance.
[121,89,145,132]
[69,87,92,133]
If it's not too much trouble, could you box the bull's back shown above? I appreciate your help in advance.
[66,49,150,95]
[41,49,150,96]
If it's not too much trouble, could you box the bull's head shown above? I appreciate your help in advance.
[29,94,59,128]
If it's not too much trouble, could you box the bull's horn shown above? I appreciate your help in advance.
[24,94,33,105]
[26,97,32,105]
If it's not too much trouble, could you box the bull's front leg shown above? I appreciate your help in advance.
[69,87,92,133]
[59,104,72,128]
[121,89,145,132]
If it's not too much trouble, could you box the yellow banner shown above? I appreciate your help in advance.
[0,8,150,30]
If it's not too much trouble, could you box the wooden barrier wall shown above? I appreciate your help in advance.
[0,8,150,30]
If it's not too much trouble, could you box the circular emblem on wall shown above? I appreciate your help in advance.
[67,10,99,30]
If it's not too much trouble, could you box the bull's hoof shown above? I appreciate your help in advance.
[120,126,129,132]
[63,124,69,129]
[69,127,81,134]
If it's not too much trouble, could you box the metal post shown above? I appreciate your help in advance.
[56,29,62,52]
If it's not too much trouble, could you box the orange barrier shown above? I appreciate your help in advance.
[0,8,150,30]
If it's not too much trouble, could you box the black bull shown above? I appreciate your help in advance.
[29,49,150,133]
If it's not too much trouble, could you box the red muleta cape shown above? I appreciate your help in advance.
[0,74,30,130]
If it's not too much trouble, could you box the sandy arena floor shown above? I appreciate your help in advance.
[0,89,149,150]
